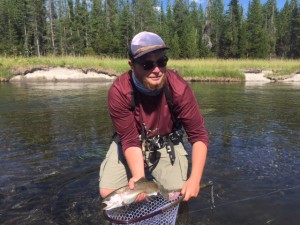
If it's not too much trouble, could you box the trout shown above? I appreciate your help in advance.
[102,178,169,210]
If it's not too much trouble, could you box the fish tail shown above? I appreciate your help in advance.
[160,188,170,200]
[156,183,170,200]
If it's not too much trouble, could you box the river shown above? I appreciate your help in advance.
[0,81,299,225]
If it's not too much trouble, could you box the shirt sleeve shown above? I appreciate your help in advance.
[173,81,209,147]
[108,83,141,152]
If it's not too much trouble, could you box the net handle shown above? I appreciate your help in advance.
[103,194,184,224]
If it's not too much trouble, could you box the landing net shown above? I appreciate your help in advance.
[103,194,184,225]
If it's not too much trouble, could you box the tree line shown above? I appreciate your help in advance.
[0,0,299,59]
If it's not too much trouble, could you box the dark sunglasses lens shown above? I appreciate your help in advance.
[141,56,168,70]
[157,57,168,67]
[143,62,154,70]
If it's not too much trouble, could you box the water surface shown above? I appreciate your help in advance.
[0,81,299,225]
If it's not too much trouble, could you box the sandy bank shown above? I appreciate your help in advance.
[9,67,116,83]
[244,71,271,82]
[244,70,300,83]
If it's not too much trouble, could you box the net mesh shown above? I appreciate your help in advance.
[104,194,183,225]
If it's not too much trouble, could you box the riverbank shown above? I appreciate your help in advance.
[3,67,300,83]
[0,57,299,83]
[8,67,116,83]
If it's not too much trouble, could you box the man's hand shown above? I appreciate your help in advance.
[181,141,207,201]
[128,177,147,202]
[181,178,200,201]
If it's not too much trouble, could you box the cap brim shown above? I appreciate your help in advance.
[133,46,170,59]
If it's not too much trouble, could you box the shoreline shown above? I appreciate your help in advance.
[2,67,300,83]
[8,67,116,83]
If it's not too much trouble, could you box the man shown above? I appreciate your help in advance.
[99,31,208,202]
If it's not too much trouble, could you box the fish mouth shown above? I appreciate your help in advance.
[103,205,114,211]
[102,202,120,211]
[102,201,115,211]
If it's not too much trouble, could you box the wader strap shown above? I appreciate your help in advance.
[129,72,137,111]
[163,83,182,130]
[166,139,176,165]
[112,132,120,143]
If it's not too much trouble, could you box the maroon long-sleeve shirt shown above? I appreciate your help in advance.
[108,69,208,152]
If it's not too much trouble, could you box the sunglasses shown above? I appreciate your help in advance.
[134,56,168,71]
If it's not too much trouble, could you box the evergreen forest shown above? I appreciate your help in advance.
[0,0,299,59]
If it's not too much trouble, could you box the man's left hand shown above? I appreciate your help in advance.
[180,178,200,201]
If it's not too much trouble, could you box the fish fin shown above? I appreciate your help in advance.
[151,179,170,200]
[144,195,151,202]
[156,182,170,200]
[133,191,148,203]
[160,188,170,200]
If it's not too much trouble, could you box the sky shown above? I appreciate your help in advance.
[162,0,286,12]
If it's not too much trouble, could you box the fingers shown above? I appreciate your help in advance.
[128,177,148,202]
[182,190,197,201]
[134,192,148,202]
[128,177,142,189]
[128,178,135,189]
[181,182,200,201]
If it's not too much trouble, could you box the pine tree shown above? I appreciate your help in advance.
[46,0,58,55]
[165,0,180,58]
[0,0,18,55]
[197,5,208,57]
[105,0,121,56]
[276,0,291,58]
[246,0,269,58]
[219,0,243,58]
[89,0,105,55]
[72,0,85,55]
[62,0,76,55]
[230,0,242,57]
[173,0,190,58]
[219,12,232,58]
[82,0,90,51]
[263,0,277,57]
[132,0,158,33]
[157,0,168,43]
[207,0,225,56]
[239,17,248,58]
[56,0,69,55]
[26,0,47,56]
[190,1,200,58]
[289,0,300,58]
[119,0,133,57]
[0,0,298,59]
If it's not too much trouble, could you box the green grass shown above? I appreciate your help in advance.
[168,58,300,79]
[0,56,299,81]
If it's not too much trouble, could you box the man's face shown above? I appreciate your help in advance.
[129,50,168,91]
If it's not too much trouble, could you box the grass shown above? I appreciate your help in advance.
[0,56,299,81]
[168,58,300,79]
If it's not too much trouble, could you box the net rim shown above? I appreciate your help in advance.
[103,194,184,224]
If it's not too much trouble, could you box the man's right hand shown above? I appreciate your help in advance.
[128,177,147,202]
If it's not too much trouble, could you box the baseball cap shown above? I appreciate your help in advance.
[130,31,169,59]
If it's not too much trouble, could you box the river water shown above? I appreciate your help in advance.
[0,81,299,225]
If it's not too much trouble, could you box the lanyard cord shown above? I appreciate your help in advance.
[130,72,163,139]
